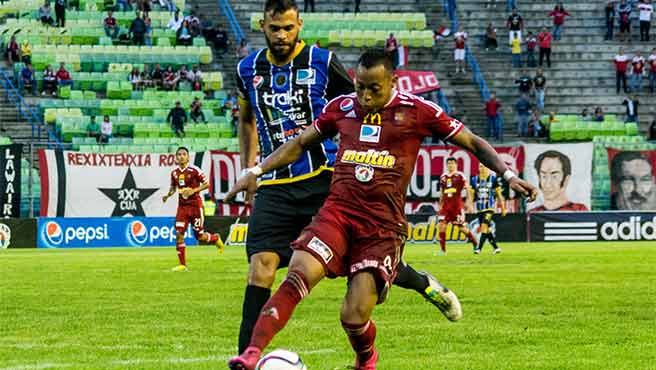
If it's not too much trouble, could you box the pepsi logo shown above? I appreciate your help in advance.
[340,98,354,112]
[44,221,63,246]
[129,220,148,245]
[253,75,263,89]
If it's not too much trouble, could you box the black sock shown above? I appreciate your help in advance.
[478,233,488,250]
[393,260,429,293]
[488,233,499,249]
[238,285,271,354]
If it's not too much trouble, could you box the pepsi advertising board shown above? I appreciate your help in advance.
[37,217,198,248]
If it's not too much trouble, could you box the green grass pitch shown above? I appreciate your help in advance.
[2,242,655,370]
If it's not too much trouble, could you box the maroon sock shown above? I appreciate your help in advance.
[249,270,310,351]
[176,243,186,266]
[466,230,478,247]
[439,231,446,252]
[342,320,377,364]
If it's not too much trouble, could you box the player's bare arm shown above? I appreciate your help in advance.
[238,96,259,203]
[225,125,325,202]
[162,185,176,203]
[450,127,538,201]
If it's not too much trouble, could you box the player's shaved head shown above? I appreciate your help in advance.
[355,49,398,113]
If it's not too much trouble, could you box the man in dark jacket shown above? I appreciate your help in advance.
[167,101,188,137]
[130,13,147,46]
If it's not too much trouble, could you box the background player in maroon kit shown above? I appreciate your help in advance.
[225,50,537,370]
[162,147,224,272]
[437,157,477,255]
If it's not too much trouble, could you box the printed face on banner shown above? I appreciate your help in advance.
[525,144,592,212]
[608,149,656,211]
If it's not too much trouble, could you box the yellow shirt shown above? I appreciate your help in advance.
[21,43,31,56]
[511,39,521,54]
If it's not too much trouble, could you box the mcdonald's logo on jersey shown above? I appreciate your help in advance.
[363,113,382,125]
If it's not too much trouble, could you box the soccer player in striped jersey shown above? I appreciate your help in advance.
[234,0,461,354]
[469,163,506,254]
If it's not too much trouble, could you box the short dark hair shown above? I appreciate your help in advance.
[534,150,571,188]
[610,151,651,184]
[264,0,298,16]
[176,146,189,154]
[358,48,395,72]
[446,157,457,163]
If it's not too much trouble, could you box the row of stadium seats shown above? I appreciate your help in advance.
[549,115,638,142]
[0,136,12,145]
[249,12,427,31]
[0,0,186,15]
[323,30,433,48]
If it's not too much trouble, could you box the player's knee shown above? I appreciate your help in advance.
[248,253,280,288]
[340,272,377,323]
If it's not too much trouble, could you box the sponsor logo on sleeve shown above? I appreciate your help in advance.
[340,98,354,111]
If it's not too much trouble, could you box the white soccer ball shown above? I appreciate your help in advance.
[255,349,307,370]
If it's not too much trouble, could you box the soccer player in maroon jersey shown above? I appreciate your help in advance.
[162,147,224,271]
[437,157,478,255]
[225,50,537,370]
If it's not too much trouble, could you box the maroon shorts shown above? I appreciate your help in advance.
[291,204,405,302]
[438,208,466,225]
[175,205,204,234]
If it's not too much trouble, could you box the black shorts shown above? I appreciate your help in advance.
[246,171,332,268]
[477,210,495,226]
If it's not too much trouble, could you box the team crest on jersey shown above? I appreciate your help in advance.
[394,112,405,124]
[252,75,263,89]
[360,125,381,143]
[296,68,316,85]
[340,98,354,111]
[273,72,288,88]
[355,164,375,182]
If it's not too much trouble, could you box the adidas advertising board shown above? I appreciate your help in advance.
[37,217,198,248]
[529,212,656,241]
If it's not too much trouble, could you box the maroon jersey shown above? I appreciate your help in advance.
[313,91,464,234]
[170,165,206,208]
[440,172,467,214]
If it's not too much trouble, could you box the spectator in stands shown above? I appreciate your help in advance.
[5,36,19,65]
[100,115,113,143]
[649,117,656,140]
[385,33,399,68]
[511,33,522,68]
[605,1,617,40]
[42,64,57,96]
[213,24,229,56]
[104,10,120,39]
[168,101,187,137]
[453,27,467,74]
[526,31,537,67]
[163,66,180,90]
[618,0,632,42]
[534,68,547,112]
[20,40,32,65]
[54,0,66,27]
[484,92,502,141]
[176,20,193,46]
[190,97,207,123]
[529,111,545,137]
[594,107,605,121]
[649,47,656,94]
[130,12,147,46]
[177,65,191,86]
[581,108,592,121]
[515,94,532,137]
[506,7,524,46]
[151,63,164,88]
[144,15,153,46]
[19,63,37,96]
[549,3,571,41]
[304,0,314,12]
[186,10,201,37]
[168,10,183,31]
[614,47,630,94]
[158,0,176,12]
[623,95,640,122]
[354,0,361,14]
[137,0,152,12]
[86,116,100,141]
[39,1,54,26]
[631,50,645,92]
[56,62,73,88]
[639,0,653,41]
[116,0,132,11]
[538,27,553,68]
[485,23,498,51]
[236,39,250,59]
[129,68,143,90]
[515,69,533,95]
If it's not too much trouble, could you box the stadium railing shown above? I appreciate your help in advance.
[0,68,60,144]
[219,0,246,44]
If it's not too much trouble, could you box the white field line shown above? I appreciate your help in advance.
[0,364,74,370]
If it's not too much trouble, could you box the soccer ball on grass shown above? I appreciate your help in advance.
[255,349,307,370]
